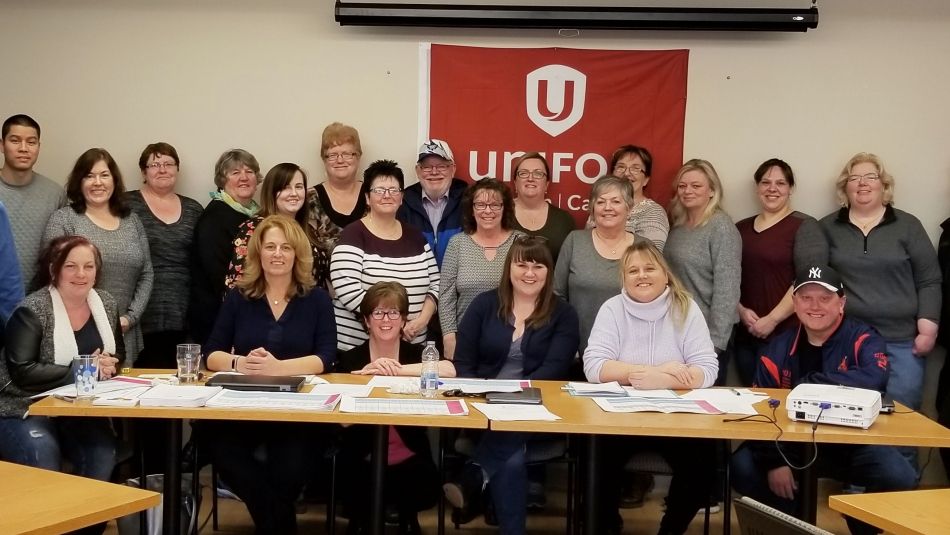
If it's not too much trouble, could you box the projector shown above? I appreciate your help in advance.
[786,383,882,429]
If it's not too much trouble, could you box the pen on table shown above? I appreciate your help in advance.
[729,388,741,396]
[53,394,76,403]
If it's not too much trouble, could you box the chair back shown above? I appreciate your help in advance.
[734,497,834,535]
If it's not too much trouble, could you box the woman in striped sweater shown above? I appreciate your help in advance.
[330,160,440,351]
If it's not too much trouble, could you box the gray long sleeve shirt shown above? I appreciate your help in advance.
[819,206,941,340]
[664,210,742,350]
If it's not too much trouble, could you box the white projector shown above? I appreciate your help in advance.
[786,383,882,429]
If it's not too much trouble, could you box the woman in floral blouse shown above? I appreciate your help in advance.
[226,163,329,289]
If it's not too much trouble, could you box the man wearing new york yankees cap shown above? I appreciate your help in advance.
[397,139,467,267]
[730,264,917,535]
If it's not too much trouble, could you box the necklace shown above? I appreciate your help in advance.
[850,208,885,232]
[593,228,627,255]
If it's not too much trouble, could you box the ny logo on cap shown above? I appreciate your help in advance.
[809,267,822,279]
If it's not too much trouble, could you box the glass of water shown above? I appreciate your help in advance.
[176,344,201,384]
[73,354,99,400]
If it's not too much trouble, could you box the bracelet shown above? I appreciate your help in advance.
[231,356,238,372]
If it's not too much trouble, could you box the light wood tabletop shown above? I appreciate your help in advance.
[0,461,159,535]
[489,382,950,447]
[28,372,489,429]
[829,488,950,535]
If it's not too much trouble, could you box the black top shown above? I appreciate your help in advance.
[315,183,367,230]
[189,199,251,344]
[74,316,104,355]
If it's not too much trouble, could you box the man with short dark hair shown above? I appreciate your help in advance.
[731,265,917,535]
[0,114,66,288]
[397,139,467,267]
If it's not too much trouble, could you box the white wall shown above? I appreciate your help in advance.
[3,0,949,477]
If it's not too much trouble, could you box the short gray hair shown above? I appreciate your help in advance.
[213,148,262,190]
[587,175,634,217]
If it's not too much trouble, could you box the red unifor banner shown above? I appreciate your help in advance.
[428,44,688,227]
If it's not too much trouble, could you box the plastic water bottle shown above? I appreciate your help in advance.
[420,341,440,398]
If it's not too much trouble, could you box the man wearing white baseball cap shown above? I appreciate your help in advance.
[397,139,467,267]
[731,264,917,535]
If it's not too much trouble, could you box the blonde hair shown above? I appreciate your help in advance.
[834,152,895,207]
[620,241,693,327]
[237,215,315,300]
[668,159,726,227]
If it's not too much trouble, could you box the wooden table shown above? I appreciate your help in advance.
[490,382,950,535]
[0,460,160,535]
[829,488,950,535]
[28,372,488,535]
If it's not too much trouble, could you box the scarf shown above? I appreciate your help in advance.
[49,286,117,365]
[209,190,260,217]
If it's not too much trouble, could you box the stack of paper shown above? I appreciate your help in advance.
[92,386,150,406]
[205,389,340,411]
[340,397,469,415]
[441,378,530,393]
[138,385,222,407]
[593,397,723,414]
[564,381,630,397]
[679,388,767,415]
[472,402,560,421]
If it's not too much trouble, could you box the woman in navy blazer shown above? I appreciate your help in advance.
[446,235,580,535]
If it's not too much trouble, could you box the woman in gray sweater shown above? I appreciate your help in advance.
[664,159,741,385]
[44,148,153,364]
[819,152,941,412]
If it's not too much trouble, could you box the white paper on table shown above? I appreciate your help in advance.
[92,386,150,406]
[138,385,222,407]
[340,396,469,416]
[366,376,415,388]
[593,397,723,414]
[440,378,531,391]
[621,387,679,399]
[308,383,373,397]
[31,378,151,399]
[567,381,627,395]
[138,373,178,380]
[205,389,340,411]
[471,402,561,421]
[306,376,328,385]
[679,389,760,415]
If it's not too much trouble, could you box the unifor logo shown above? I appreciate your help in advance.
[808,267,822,279]
[526,64,587,138]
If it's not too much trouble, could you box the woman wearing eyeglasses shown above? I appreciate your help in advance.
[439,179,523,360]
[819,153,940,415]
[225,163,330,290]
[338,281,455,534]
[125,143,203,367]
[607,144,670,251]
[445,236,580,535]
[330,160,440,351]
[308,122,367,262]
[511,152,576,260]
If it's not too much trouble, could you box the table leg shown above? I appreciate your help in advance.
[163,419,182,535]
[722,440,731,535]
[800,459,818,524]
[583,434,599,535]
[437,428,445,535]
[368,425,387,535]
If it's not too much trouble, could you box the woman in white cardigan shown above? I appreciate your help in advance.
[583,240,717,535]
[0,235,122,490]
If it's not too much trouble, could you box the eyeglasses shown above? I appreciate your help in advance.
[146,162,177,170]
[516,169,548,180]
[325,151,358,162]
[613,164,645,176]
[370,308,402,320]
[847,173,881,183]
[83,171,112,181]
[473,202,504,212]
[442,389,483,398]
[369,187,403,197]
[419,164,451,173]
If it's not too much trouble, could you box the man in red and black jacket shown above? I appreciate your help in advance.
[731,265,917,535]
